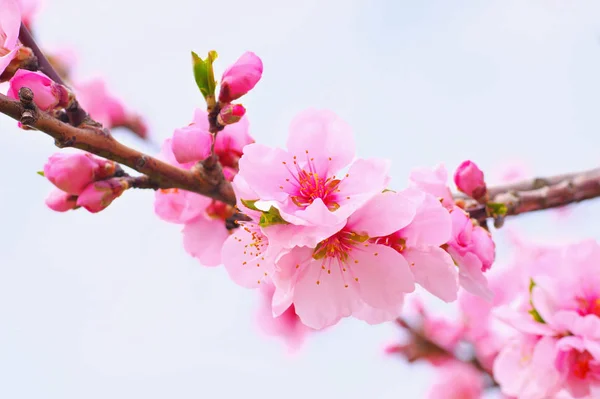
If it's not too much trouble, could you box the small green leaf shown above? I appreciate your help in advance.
[240,199,260,211]
[528,278,546,323]
[259,206,288,228]
[192,50,218,105]
[487,201,508,218]
[37,171,45,177]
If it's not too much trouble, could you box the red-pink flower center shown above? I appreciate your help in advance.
[573,351,593,379]
[576,296,600,318]
[370,234,406,253]
[310,230,370,287]
[282,152,341,211]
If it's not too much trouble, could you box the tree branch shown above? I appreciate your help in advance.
[1,90,235,205]
[463,167,600,224]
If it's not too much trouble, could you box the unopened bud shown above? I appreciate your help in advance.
[8,70,70,111]
[218,52,263,103]
[454,160,487,201]
[217,103,246,126]
[45,189,78,212]
[76,178,128,213]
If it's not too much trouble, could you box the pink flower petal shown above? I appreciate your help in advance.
[171,124,212,164]
[0,0,21,50]
[399,191,452,247]
[403,246,458,302]
[347,191,417,238]
[351,244,415,309]
[285,109,355,177]
[182,217,229,267]
[221,224,273,288]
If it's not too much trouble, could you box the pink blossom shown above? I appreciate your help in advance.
[494,240,600,398]
[409,164,495,300]
[255,282,312,352]
[427,361,485,399]
[371,189,459,302]
[75,78,148,138]
[0,0,22,78]
[219,51,263,103]
[454,160,487,200]
[239,109,390,227]
[447,206,495,300]
[271,191,417,329]
[171,117,212,164]
[43,152,116,195]
[45,189,77,212]
[76,178,127,213]
[8,70,69,111]
[154,139,233,267]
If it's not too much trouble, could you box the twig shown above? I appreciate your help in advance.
[3,89,235,205]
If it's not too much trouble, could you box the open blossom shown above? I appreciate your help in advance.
[427,361,485,399]
[409,164,495,300]
[154,139,232,267]
[219,51,263,103]
[255,282,312,352]
[75,79,148,139]
[371,189,458,302]
[0,0,21,78]
[155,109,254,267]
[494,240,600,399]
[271,191,418,329]
[239,109,390,227]
[8,70,69,111]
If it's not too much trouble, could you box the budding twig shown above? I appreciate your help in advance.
[463,167,600,224]
[0,91,236,205]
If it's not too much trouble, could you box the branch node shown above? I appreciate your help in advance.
[135,156,148,168]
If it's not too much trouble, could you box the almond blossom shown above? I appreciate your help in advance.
[154,111,254,266]
[427,361,485,399]
[271,191,418,329]
[239,109,390,227]
[409,164,495,300]
[494,240,600,399]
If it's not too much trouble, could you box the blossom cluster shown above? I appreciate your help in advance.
[386,233,600,399]
[162,106,494,331]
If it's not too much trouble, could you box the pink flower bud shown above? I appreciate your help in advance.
[76,178,128,213]
[45,189,78,212]
[218,52,263,103]
[453,160,487,200]
[171,124,213,164]
[7,70,70,111]
[44,153,99,195]
[217,103,246,126]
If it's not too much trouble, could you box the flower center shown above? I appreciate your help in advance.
[576,296,600,318]
[282,152,341,211]
[573,351,593,379]
[370,234,406,253]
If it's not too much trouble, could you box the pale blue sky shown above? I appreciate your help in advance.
[1,1,600,398]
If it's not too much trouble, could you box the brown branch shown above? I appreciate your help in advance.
[2,89,235,205]
[394,318,498,387]
[463,167,600,225]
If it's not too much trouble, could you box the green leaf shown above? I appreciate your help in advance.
[37,171,45,177]
[487,201,508,217]
[528,278,546,324]
[191,50,218,104]
[259,206,288,228]
[240,199,260,211]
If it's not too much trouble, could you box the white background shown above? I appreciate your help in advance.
[1,1,600,398]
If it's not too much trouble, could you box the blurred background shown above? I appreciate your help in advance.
[1,0,600,397]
